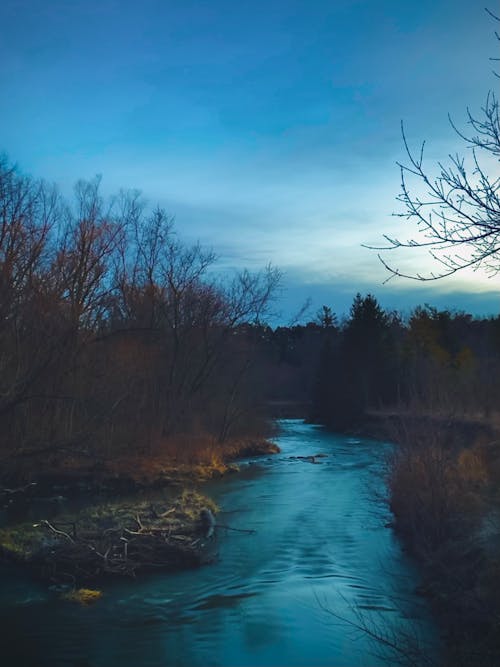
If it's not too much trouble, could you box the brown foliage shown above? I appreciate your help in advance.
[0,157,279,480]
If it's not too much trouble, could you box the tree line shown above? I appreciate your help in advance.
[0,156,280,475]
[255,295,500,430]
[2,149,499,478]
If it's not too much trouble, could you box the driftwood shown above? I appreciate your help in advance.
[215,524,256,534]
[291,453,328,464]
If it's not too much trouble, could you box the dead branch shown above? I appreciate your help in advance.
[215,524,256,534]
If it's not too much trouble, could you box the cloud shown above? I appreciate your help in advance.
[1,0,497,325]
[274,267,499,325]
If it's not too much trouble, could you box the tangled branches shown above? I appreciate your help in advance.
[0,494,218,584]
[372,12,500,282]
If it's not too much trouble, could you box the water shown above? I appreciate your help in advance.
[0,420,437,666]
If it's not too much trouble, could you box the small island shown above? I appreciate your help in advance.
[0,438,280,585]
[0,491,219,583]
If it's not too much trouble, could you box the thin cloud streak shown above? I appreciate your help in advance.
[0,0,497,318]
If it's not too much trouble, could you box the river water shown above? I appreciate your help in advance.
[0,420,437,666]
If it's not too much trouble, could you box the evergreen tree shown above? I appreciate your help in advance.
[312,294,398,429]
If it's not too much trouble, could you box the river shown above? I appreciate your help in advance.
[0,419,437,666]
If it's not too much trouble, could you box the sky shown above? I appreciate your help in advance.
[1,0,499,323]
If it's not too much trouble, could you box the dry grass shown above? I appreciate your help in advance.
[97,435,280,485]
[386,418,500,666]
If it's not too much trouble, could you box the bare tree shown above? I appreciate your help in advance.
[53,176,126,332]
[0,157,62,423]
[373,12,500,282]
[0,155,281,470]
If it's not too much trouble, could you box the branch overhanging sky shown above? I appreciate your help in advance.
[1,0,498,322]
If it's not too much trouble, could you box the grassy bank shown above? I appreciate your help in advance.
[89,436,281,487]
[382,415,500,666]
[0,437,281,496]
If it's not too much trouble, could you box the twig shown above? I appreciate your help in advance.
[41,519,75,543]
[159,507,176,518]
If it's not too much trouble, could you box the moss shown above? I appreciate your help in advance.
[0,523,50,560]
[0,490,219,581]
[176,489,218,519]
[62,588,103,605]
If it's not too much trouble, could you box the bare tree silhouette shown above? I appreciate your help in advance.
[372,11,500,283]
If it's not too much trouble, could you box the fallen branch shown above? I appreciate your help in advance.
[40,519,75,543]
[215,524,256,534]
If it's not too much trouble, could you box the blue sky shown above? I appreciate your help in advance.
[1,0,498,322]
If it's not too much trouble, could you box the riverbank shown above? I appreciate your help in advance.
[0,438,281,498]
[345,409,500,446]
[0,420,435,667]
[0,437,280,588]
[356,410,500,667]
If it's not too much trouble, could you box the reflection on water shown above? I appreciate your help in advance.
[0,420,437,666]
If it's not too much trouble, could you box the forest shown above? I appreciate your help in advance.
[1,152,500,665]
[268,296,500,428]
[0,155,281,482]
[2,114,500,480]
[2,2,500,665]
